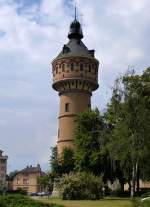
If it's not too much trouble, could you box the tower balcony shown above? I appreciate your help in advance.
[52,57,99,94]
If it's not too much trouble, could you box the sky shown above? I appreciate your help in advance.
[0,0,150,173]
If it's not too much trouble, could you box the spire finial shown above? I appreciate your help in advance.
[75,4,77,20]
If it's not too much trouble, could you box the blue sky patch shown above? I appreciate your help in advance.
[0,30,6,38]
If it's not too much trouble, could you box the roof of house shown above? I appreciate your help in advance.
[15,164,44,176]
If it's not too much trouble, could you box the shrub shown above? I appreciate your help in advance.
[140,189,150,198]
[133,198,150,207]
[0,194,63,207]
[57,172,103,200]
[6,188,27,195]
[110,187,130,197]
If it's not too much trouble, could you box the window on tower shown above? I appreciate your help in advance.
[80,63,83,71]
[71,63,74,71]
[65,103,69,112]
[58,129,60,138]
[88,65,91,72]
[62,64,65,72]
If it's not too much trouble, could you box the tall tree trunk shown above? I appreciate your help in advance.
[136,161,139,195]
[131,163,136,197]
[128,179,131,192]
[120,180,124,193]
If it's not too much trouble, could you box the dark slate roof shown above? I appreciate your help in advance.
[68,19,83,39]
[17,165,42,175]
[55,39,95,60]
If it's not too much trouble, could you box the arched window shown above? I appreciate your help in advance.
[62,64,65,72]
[71,63,74,71]
[80,63,83,71]
[56,68,58,74]
[95,68,97,74]
[88,65,91,72]
[65,103,69,112]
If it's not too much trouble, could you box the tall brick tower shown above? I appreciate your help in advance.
[52,18,99,155]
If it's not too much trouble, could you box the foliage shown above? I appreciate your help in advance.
[48,66,150,198]
[57,172,103,200]
[133,198,150,207]
[105,67,150,196]
[8,171,18,181]
[0,194,63,207]
[109,187,130,197]
[6,188,27,195]
[75,108,110,177]
[50,147,74,177]
[37,173,54,194]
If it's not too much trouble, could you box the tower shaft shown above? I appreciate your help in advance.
[58,92,91,154]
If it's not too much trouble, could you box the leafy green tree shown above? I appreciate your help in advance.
[106,68,150,197]
[37,172,54,193]
[50,146,74,177]
[50,146,62,177]
[59,147,75,174]
[74,108,114,183]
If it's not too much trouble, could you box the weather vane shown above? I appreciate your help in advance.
[75,3,77,20]
[74,3,84,26]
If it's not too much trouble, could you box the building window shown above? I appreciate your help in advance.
[0,160,5,164]
[56,67,58,74]
[23,178,29,185]
[71,63,74,71]
[65,103,69,112]
[1,166,4,171]
[17,179,19,185]
[80,63,83,71]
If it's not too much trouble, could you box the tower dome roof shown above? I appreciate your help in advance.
[53,19,98,62]
[68,19,83,39]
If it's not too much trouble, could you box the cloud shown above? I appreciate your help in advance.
[0,0,149,172]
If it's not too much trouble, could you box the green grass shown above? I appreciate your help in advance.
[0,194,63,207]
[40,197,134,207]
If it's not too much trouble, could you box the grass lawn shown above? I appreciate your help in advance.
[39,197,134,207]
[0,194,62,207]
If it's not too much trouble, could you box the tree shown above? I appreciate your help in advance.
[75,108,114,183]
[37,173,53,193]
[50,146,74,177]
[106,68,150,197]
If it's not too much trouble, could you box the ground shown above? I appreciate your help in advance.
[39,197,134,207]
